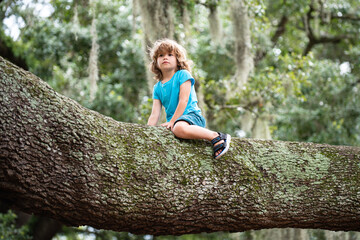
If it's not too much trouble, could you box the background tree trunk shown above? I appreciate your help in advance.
[1,56,360,236]
[137,0,175,92]
[88,1,99,101]
[229,0,253,92]
[229,1,272,140]
[208,3,223,46]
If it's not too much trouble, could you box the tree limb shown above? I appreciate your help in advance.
[255,15,289,65]
[1,56,360,236]
[271,16,289,44]
[302,3,359,55]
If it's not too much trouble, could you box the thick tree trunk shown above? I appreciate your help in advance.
[0,56,360,236]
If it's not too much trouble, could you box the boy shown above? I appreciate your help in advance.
[147,39,231,159]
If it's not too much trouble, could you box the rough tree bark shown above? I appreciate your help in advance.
[1,56,360,236]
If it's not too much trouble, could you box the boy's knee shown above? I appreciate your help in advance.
[173,122,189,137]
[173,125,186,136]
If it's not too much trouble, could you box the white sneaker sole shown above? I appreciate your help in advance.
[215,134,231,159]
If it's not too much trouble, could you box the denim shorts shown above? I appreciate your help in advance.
[174,112,206,128]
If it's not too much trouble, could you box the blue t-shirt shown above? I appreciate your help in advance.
[153,70,202,122]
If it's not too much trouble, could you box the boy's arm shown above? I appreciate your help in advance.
[161,80,191,130]
[147,99,162,126]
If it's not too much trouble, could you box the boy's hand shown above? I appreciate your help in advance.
[161,121,175,131]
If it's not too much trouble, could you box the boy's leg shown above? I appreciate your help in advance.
[172,121,225,157]
[172,121,218,141]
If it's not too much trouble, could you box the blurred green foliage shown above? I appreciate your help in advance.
[274,56,360,145]
[0,210,31,240]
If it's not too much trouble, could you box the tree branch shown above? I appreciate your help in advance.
[255,15,289,65]
[271,16,289,43]
[1,57,360,236]
[302,3,359,55]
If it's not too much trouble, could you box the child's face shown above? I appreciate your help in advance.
[157,51,177,73]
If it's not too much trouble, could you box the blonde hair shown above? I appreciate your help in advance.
[149,39,193,81]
